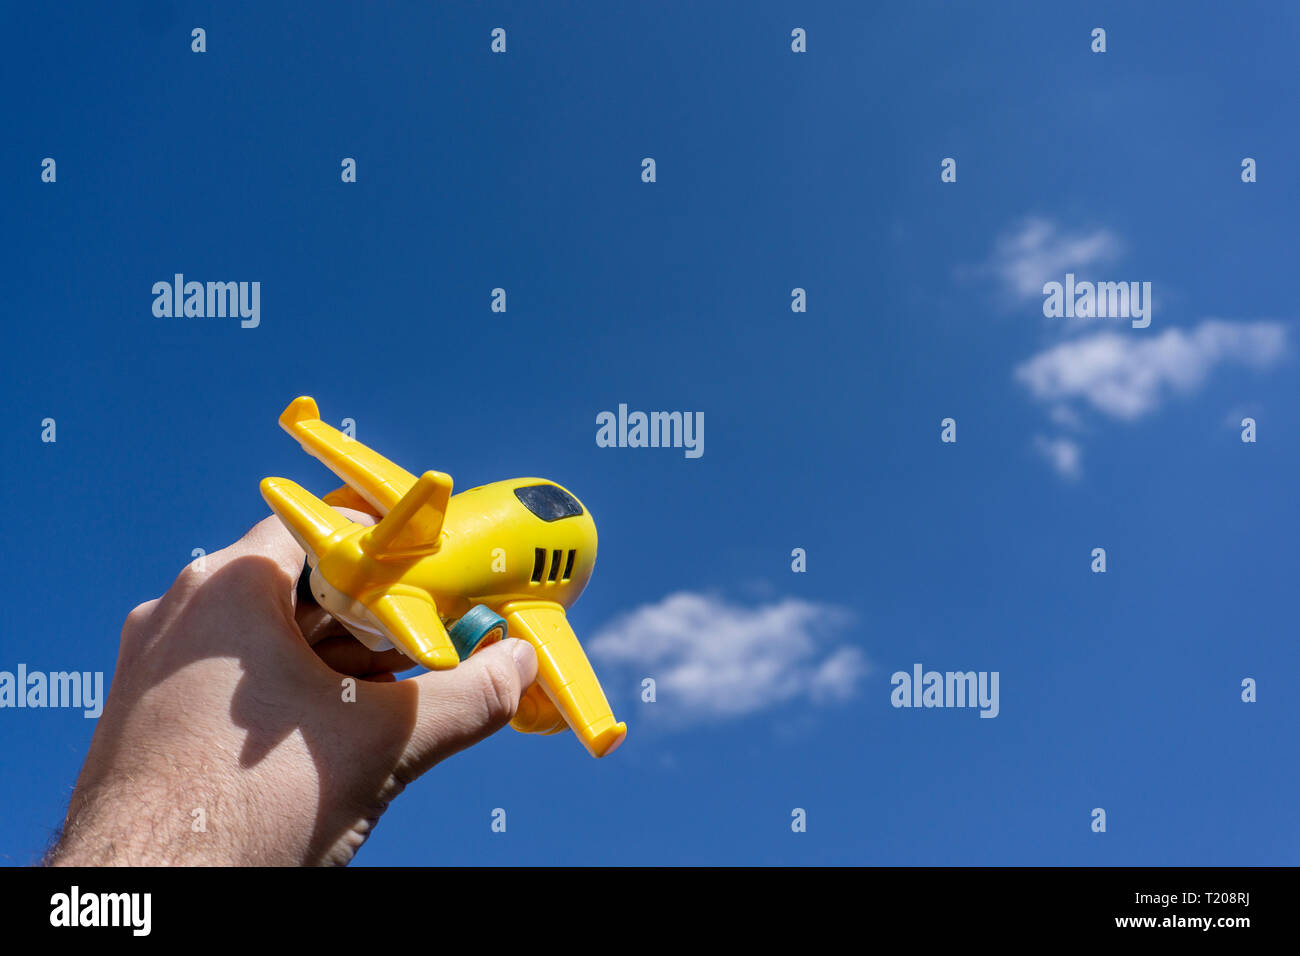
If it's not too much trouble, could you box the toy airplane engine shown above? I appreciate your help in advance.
[259,396,627,758]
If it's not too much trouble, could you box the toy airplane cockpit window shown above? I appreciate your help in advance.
[514,484,584,521]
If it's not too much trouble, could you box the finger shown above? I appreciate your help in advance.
[296,604,349,646]
[332,507,377,528]
[172,515,309,626]
[218,514,308,587]
[312,636,412,676]
[397,638,538,778]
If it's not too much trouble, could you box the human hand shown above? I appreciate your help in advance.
[46,511,538,866]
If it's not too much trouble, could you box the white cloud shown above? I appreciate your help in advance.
[587,592,867,722]
[1047,404,1085,430]
[987,218,1121,301]
[1223,406,1261,429]
[1034,435,1083,480]
[1015,320,1287,421]
[984,218,1289,479]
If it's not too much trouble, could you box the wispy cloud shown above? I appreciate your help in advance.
[1033,435,1083,480]
[980,218,1288,480]
[588,592,867,724]
[985,217,1121,301]
[1015,320,1287,421]
[1047,404,1085,430]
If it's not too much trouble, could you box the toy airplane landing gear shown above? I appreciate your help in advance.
[261,395,627,759]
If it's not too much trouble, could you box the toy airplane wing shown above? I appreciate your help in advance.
[499,600,626,758]
[278,396,451,552]
[364,589,459,671]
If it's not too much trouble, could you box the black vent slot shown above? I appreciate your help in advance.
[548,549,563,582]
[562,549,576,581]
[531,548,546,583]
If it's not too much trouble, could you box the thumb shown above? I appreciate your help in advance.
[398,638,538,777]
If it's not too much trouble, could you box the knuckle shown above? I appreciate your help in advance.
[477,658,519,725]
[173,561,207,593]
[121,599,159,639]
[212,555,261,592]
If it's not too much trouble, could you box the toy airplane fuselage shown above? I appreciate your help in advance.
[260,396,626,758]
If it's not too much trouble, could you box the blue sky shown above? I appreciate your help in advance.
[2,1,1297,865]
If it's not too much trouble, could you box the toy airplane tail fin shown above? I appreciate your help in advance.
[361,470,453,555]
[499,600,626,758]
[259,477,352,559]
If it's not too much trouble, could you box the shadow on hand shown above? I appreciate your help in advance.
[94,553,423,865]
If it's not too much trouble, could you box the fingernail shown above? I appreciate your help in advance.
[508,638,536,677]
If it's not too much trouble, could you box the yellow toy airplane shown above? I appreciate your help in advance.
[259,396,627,758]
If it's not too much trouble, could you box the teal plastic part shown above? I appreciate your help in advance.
[448,605,508,660]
